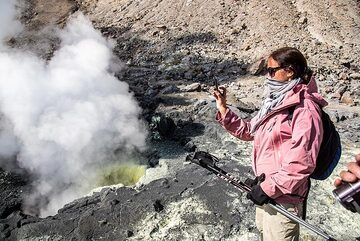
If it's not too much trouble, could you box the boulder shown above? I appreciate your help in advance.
[349,73,360,80]
[184,141,197,152]
[335,86,347,97]
[247,58,266,75]
[340,91,354,105]
[160,85,180,94]
[181,83,201,92]
[150,114,176,138]
[235,100,258,114]
[298,16,308,24]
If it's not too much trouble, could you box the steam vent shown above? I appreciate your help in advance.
[0,0,359,240]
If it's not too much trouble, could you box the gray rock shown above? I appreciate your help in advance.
[148,155,160,168]
[349,73,360,80]
[194,99,208,109]
[145,87,158,97]
[235,100,257,114]
[155,25,167,31]
[184,70,195,80]
[153,114,176,138]
[327,109,358,123]
[335,86,347,97]
[338,72,348,80]
[0,169,30,219]
[325,109,340,123]
[247,58,266,75]
[340,91,354,105]
[330,92,342,100]
[3,159,257,241]
[298,16,308,24]
[160,85,180,94]
[153,199,164,212]
[184,141,197,152]
[181,83,201,92]
[352,85,360,97]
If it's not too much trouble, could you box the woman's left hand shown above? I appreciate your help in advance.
[213,86,227,117]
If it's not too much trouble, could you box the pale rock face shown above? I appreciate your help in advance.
[129,196,219,241]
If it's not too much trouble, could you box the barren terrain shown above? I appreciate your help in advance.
[0,0,359,240]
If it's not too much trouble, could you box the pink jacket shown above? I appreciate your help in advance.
[216,77,327,204]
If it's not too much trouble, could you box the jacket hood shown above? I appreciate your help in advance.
[298,75,328,107]
[277,75,328,109]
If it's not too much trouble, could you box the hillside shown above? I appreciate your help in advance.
[0,0,359,240]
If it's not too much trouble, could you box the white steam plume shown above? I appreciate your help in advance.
[0,2,147,217]
[0,0,23,50]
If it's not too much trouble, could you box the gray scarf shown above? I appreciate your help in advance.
[250,77,302,134]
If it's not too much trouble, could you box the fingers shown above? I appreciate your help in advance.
[334,154,360,187]
[339,169,358,183]
[213,91,222,101]
[355,153,360,162]
[347,161,360,180]
[218,86,227,97]
[213,86,227,99]
[334,178,342,187]
[212,91,218,99]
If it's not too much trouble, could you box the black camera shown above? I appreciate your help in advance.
[333,180,360,213]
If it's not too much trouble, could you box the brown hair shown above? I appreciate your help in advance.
[269,47,313,84]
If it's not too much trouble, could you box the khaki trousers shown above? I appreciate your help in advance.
[255,203,304,241]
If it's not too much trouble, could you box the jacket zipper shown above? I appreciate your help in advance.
[257,103,299,129]
[267,117,276,132]
[268,117,281,162]
[255,103,298,174]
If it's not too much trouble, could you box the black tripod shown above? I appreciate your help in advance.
[186,151,337,241]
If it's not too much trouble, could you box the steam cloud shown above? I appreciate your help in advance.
[0,1,147,217]
[0,0,23,49]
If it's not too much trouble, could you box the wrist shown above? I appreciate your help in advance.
[219,106,228,117]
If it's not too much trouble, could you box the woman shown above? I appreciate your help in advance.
[213,47,326,241]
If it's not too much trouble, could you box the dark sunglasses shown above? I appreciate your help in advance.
[266,66,285,77]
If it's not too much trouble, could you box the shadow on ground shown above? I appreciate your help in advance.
[102,26,250,116]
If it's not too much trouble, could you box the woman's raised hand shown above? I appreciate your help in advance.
[213,86,228,117]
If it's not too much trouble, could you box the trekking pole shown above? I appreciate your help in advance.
[186,151,337,241]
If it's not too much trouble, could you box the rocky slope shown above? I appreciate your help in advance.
[0,0,360,240]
